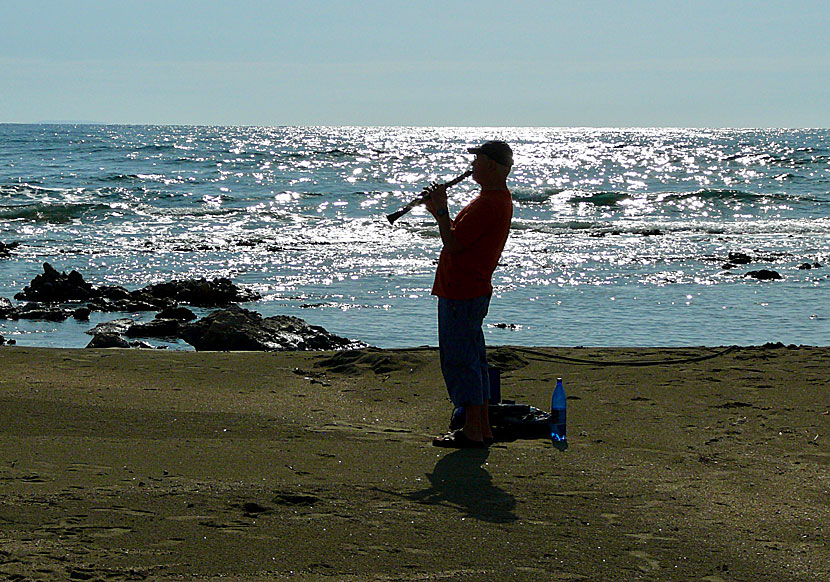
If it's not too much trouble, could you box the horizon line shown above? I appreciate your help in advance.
[3,122,827,131]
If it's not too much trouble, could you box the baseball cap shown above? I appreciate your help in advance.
[468,140,513,167]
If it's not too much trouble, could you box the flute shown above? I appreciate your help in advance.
[386,170,473,224]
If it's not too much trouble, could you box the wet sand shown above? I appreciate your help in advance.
[0,344,828,581]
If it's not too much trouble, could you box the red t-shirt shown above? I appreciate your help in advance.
[431,188,513,300]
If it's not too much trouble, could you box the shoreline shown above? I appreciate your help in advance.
[1,344,828,581]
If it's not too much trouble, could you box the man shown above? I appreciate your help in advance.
[423,140,513,448]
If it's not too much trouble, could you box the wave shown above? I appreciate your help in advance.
[678,188,757,202]
[724,150,830,167]
[511,187,564,203]
[512,188,630,206]
[136,143,175,152]
[99,173,164,182]
[582,191,630,206]
[510,215,830,237]
[0,182,61,198]
[0,202,111,223]
[512,186,813,208]
[680,188,816,205]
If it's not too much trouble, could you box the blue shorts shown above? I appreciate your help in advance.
[438,295,491,407]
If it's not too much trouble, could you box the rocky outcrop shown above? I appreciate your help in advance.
[84,306,363,351]
[0,242,20,258]
[15,263,94,302]
[728,251,752,265]
[12,302,73,322]
[156,306,196,321]
[3,263,260,321]
[745,269,783,281]
[1,297,70,322]
[0,297,12,314]
[125,318,182,339]
[6,265,361,350]
[135,278,259,308]
[86,333,131,349]
[179,305,363,351]
[16,263,260,307]
[86,318,135,337]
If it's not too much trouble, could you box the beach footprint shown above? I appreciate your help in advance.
[628,550,660,572]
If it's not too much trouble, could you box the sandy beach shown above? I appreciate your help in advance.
[0,344,828,581]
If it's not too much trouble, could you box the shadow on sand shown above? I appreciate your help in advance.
[406,449,517,524]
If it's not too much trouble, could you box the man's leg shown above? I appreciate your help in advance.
[473,323,493,442]
[437,296,491,443]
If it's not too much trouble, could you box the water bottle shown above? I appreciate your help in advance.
[550,378,567,442]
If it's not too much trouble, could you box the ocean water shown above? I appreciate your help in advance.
[1,124,829,349]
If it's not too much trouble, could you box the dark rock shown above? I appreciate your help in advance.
[136,277,260,308]
[0,243,20,259]
[0,241,20,258]
[721,263,736,270]
[180,305,362,351]
[799,262,822,270]
[156,306,197,321]
[0,298,74,322]
[72,307,91,321]
[15,263,94,302]
[745,269,783,281]
[761,342,786,349]
[119,299,169,312]
[0,334,15,345]
[728,252,752,265]
[640,229,663,236]
[129,340,158,349]
[756,251,792,262]
[97,285,132,301]
[86,333,130,348]
[86,318,135,336]
[15,265,258,314]
[0,297,12,316]
[84,298,116,313]
[14,303,72,321]
[112,294,172,311]
[126,319,181,339]
[83,297,162,313]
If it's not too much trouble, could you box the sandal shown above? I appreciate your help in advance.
[432,430,487,449]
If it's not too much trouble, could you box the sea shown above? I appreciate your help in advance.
[1,125,829,349]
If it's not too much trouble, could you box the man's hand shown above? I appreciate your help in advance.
[422,182,464,253]
[423,182,448,218]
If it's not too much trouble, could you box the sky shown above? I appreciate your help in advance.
[1,0,828,127]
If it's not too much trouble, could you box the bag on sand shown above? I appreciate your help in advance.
[450,401,551,441]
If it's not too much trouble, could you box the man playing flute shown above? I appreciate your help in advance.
[423,140,514,448]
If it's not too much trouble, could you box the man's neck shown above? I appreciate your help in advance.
[478,178,508,191]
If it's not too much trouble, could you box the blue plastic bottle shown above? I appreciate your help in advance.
[550,378,567,442]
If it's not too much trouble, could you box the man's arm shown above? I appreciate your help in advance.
[424,183,465,254]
